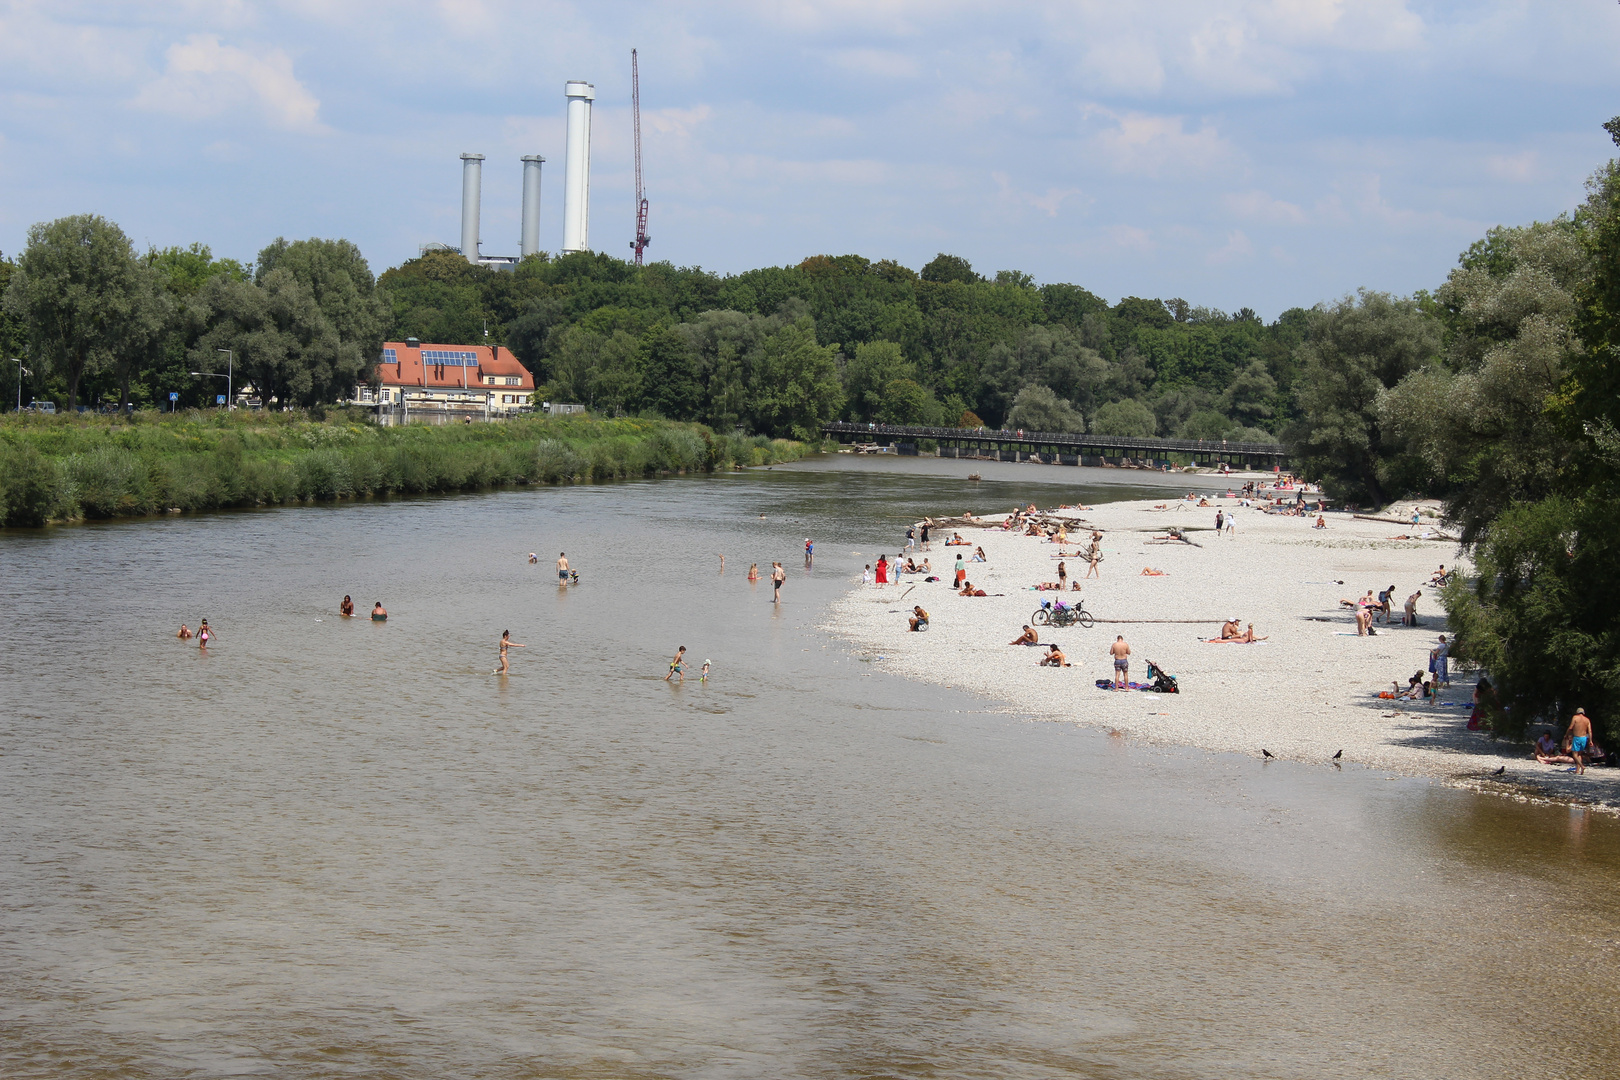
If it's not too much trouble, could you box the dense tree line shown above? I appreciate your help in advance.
[373,248,1299,443]
[1,218,387,413]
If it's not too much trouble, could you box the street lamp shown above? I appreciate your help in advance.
[10,359,27,413]
[189,349,233,409]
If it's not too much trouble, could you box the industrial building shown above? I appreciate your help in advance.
[351,338,536,421]
[438,80,595,269]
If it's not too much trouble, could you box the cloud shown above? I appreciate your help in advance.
[1224,189,1307,224]
[1207,228,1255,264]
[993,172,1084,218]
[825,48,921,79]
[1084,106,1236,177]
[132,34,326,133]
[1486,150,1539,183]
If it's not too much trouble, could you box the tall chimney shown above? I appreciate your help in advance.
[561,82,594,254]
[460,153,484,260]
[520,155,545,258]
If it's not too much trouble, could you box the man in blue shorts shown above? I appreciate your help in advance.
[1566,708,1594,774]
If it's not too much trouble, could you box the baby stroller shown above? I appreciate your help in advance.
[1145,659,1179,693]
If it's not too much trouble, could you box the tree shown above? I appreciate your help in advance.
[753,318,842,439]
[3,215,140,410]
[113,266,176,411]
[1090,398,1156,437]
[637,326,702,420]
[257,237,389,401]
[1004,384,1084,433]
[1220,359,1278,427]
[1289,290,1441,505]
[876,378,940,426]
[1379,219,1586,542]
[191,270,339,407]
[920,253,979,285]
[843,340,913,421]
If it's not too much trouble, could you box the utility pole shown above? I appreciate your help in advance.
[630,48,650,266]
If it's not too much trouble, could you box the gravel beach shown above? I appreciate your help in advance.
[827,494,1620,809]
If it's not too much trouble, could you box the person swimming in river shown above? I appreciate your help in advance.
[495,629,525,674]
[340,595,355,617]
[371,602,387,622]
[748,562,760,581]
[665,645,687,683]
[177,624,193,639]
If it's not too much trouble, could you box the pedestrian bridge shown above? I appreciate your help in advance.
[820,422,1288,468]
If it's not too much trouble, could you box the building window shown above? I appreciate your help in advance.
[381,348,397,363]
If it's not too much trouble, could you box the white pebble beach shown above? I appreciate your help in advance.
[827,495,1620,809]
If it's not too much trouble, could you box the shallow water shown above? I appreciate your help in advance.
[2,462,1617,1079]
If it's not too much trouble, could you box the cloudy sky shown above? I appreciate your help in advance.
[1,1,1617,316]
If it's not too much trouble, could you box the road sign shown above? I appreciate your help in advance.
[216,395,226,405]
[169,392,179,402]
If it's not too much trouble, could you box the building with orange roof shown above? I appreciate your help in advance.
[353,338,536,419]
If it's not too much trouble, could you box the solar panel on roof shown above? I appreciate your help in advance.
[381,348,398,363]
[421,349,478,365]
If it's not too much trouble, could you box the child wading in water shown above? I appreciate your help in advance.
[701,659,711,683]
[666,646,688,683]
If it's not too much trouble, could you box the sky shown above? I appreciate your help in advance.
[1,1,1618,318]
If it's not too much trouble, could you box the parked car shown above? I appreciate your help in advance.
[26,400,56,414]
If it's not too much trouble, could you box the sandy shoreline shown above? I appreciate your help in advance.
[825,495,1620,811]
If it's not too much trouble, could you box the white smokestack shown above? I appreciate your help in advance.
[460,153,484,260]
[520,155,545,258]
[562,81,594,254]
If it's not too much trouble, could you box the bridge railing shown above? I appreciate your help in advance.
[821,421,1286,457]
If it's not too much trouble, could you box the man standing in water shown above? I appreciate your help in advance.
[1109,635,1131,688]
[665,645,687,683]
[557,552,570,584]
[1566,708,1595,774]
[772,562,786,603]
[495,630,525,675]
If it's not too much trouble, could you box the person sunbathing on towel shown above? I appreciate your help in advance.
[958,580,987,596]
[1140,567,1167,576]
[1039,644,1070,667]
[1009,625,1039,646]
[1240,623,1268,642]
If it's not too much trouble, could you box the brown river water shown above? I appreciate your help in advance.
[2,456,1618,1079]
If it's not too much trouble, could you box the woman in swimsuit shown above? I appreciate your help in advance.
[340,595,354,617]
[496,629,525,674]
[177,624,192,639]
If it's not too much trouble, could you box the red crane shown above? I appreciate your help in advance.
[630,48,651,266]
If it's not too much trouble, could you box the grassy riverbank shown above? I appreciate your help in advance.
[0,411,813,527]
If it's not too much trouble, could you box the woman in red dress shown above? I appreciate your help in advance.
[875,554,889,585]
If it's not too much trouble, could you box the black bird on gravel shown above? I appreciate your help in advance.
[1262,749,1275,759]
[1493,765,1506,776]
[1333,749,1343,760]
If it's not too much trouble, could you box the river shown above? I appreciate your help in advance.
[2,457,1617,1079]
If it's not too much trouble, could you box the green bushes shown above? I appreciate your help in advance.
[0,411,814,526]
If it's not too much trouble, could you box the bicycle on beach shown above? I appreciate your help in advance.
[1032,598,1093,628]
